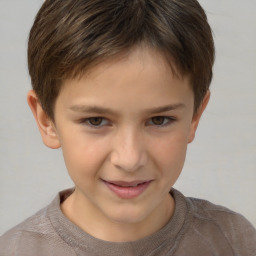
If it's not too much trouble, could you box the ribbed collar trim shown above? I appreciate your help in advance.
[48,188,189,255]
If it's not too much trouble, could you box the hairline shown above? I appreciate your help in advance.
[49,44,196,123]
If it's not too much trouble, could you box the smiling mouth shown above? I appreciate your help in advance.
[109,180,149,187]
[102,179,153,199]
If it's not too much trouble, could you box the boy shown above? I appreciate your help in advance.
[1,0,256,255]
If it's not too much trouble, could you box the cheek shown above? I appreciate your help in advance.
[60,133,110,181]
[151,133,188,177]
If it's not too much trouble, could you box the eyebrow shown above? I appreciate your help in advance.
[70,105,117,115]
[144,103,185,114]
[69,103,185,115]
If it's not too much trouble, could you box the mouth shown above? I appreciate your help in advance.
[102,179,153,199]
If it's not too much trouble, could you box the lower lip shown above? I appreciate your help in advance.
[103,181,152,199]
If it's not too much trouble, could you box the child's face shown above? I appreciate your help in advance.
[33,47,207,228]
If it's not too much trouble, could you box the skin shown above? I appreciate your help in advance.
[27,46,209,242]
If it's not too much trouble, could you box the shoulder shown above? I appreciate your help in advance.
[184,195,256,255]
[187,195,255,231]
[0,197,75,256]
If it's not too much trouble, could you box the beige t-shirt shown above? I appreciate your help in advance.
[1,188,256,256]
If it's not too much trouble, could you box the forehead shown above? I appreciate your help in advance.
[57,46,193,114]
[64,46,184,87]
[64,45,184,84]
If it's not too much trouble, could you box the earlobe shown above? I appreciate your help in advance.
[188,90,210,143]
[27,90,61,149]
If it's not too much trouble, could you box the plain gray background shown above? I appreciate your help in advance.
[0,0,255,235]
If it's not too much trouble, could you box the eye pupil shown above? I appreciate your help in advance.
[152,116,165,125]
[89,117,103,126]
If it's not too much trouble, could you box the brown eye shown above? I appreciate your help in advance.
[88,117,103,126]
[151,116,165,125]
[148,116,175,127]
[80,117,110,128]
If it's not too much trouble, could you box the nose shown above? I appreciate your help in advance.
[110,128,147,172]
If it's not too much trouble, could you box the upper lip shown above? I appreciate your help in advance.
[102,179,152,187]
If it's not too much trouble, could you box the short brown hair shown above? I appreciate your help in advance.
[28,0,215,120]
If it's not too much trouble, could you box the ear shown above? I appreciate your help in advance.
[188,90,210,143]
[27,90,61,149]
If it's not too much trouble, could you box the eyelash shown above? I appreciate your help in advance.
[79,116,176,128]
[147,116,176,127]
[79,117,110,128]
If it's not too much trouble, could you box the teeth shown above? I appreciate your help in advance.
[109,181,147,187]
[120,184,138,187]
[118,184,139,187]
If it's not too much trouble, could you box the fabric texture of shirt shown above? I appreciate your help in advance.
[1,188,256,256]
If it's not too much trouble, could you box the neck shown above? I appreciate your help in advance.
[61,189,174,242]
